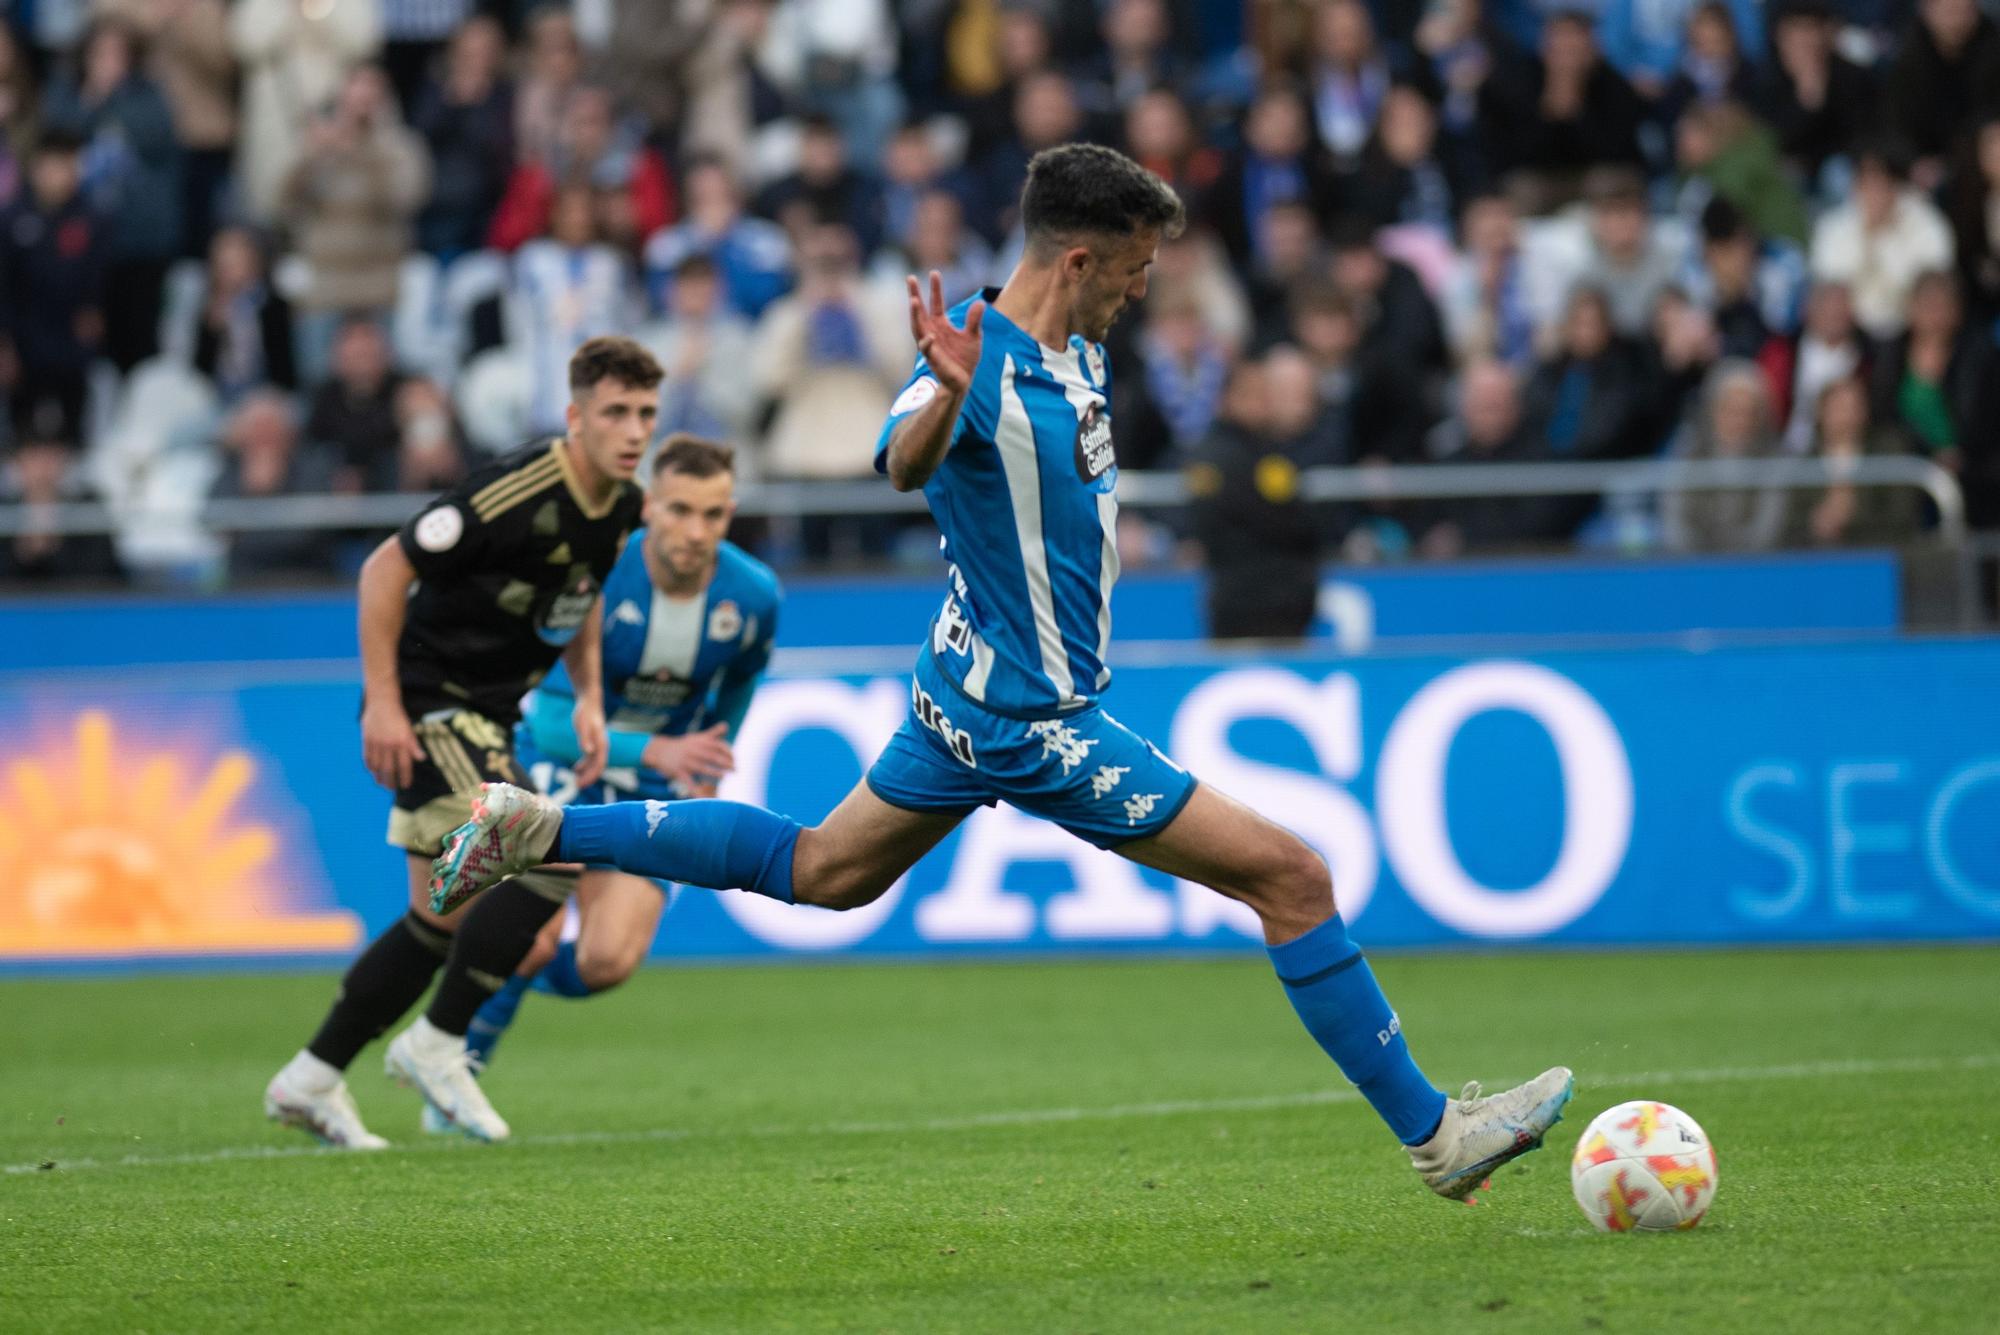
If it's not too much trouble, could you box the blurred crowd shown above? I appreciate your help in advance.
[2,0,1998,608]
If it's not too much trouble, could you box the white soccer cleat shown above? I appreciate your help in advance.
[1408,1066,1574,1201]
[264,1068,390,1151]
[429,783,565,915]
[384,1017,512,1143]
[420,1102,460,1137]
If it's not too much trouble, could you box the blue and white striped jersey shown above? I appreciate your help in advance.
[520,535,780,798]
[876,289,1120,718]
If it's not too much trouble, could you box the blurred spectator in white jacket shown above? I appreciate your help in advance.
[230,0,381,222]
[1809,140,1956,341]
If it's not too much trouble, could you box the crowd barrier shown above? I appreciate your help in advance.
[1,551,1898,671]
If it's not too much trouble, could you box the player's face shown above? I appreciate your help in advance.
[645,468,735,581]
[1071,228,1159,342]
[568,379,658,484]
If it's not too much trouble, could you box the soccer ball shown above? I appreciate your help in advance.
[1570,1100,1718,1232]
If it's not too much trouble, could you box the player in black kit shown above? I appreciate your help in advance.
[263,336,660,1148]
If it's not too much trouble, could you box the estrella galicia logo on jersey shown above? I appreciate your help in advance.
[1074,402,1115,490]
[707,599,743,642]
[912,678,977,769]
[536,571,599,646]
[625,673,692,710]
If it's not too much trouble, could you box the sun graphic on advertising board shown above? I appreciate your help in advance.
[0,711,362,958]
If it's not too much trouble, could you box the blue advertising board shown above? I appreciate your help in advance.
[0,550,1899,671]
[2,635,1993,970]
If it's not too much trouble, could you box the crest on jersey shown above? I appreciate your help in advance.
[1073,402,1115,489]
[1084,343,1105,385]
[413,505,464,552]
[707,599,743,642]
[891,376,940,416]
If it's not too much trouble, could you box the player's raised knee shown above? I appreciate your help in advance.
[575,939,645,991]
[1266,834,1336,922]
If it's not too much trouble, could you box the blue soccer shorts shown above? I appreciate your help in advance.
[865,651,1198,849]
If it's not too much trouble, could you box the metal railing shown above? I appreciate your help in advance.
[0,454,1980,621]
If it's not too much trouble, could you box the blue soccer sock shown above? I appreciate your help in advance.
[531,941,594,998]
[1268,915,1448,1146]
[465,973,532,1066]
[555,800,798,903]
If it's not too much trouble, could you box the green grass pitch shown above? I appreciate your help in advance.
[2,946,1995,1333]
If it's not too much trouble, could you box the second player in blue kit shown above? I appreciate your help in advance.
[417,145,1574,1202]
[458,435,779,1078]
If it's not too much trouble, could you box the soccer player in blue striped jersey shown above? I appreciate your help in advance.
[422,145,1573,1200]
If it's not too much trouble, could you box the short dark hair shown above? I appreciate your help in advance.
[1853,134,1914,181]
[1289,279,1355,324]
[673,252,720,282]
[652,433,736,480]
[1582,165,1647,207]
[34,126,88,157]
[1699,196,1752,245]
[1326,213,1379,254]
[569,335,663,397]
[1020,143,1184,252]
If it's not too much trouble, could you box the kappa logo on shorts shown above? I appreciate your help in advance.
[913,680,977,769]
[1026,720,1096,775]
[1089,764,1129,799]
[1122,792,1164,826]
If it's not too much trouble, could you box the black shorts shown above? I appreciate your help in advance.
[386,709,531,855]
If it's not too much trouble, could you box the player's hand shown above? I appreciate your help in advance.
[641,724,735,789]
[360,695,425,790]
[907,270,983,396]
[571,699,609,789]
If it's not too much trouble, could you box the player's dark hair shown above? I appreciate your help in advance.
[652,433,736,480]
[1020,144,1185,254]
[569,335,664,398]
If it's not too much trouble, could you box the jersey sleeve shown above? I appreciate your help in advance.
[397,493,491,580]
[874,355,963,474]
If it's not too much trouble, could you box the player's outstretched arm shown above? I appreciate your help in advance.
[357,537,426,790]
[884,271,983,492]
